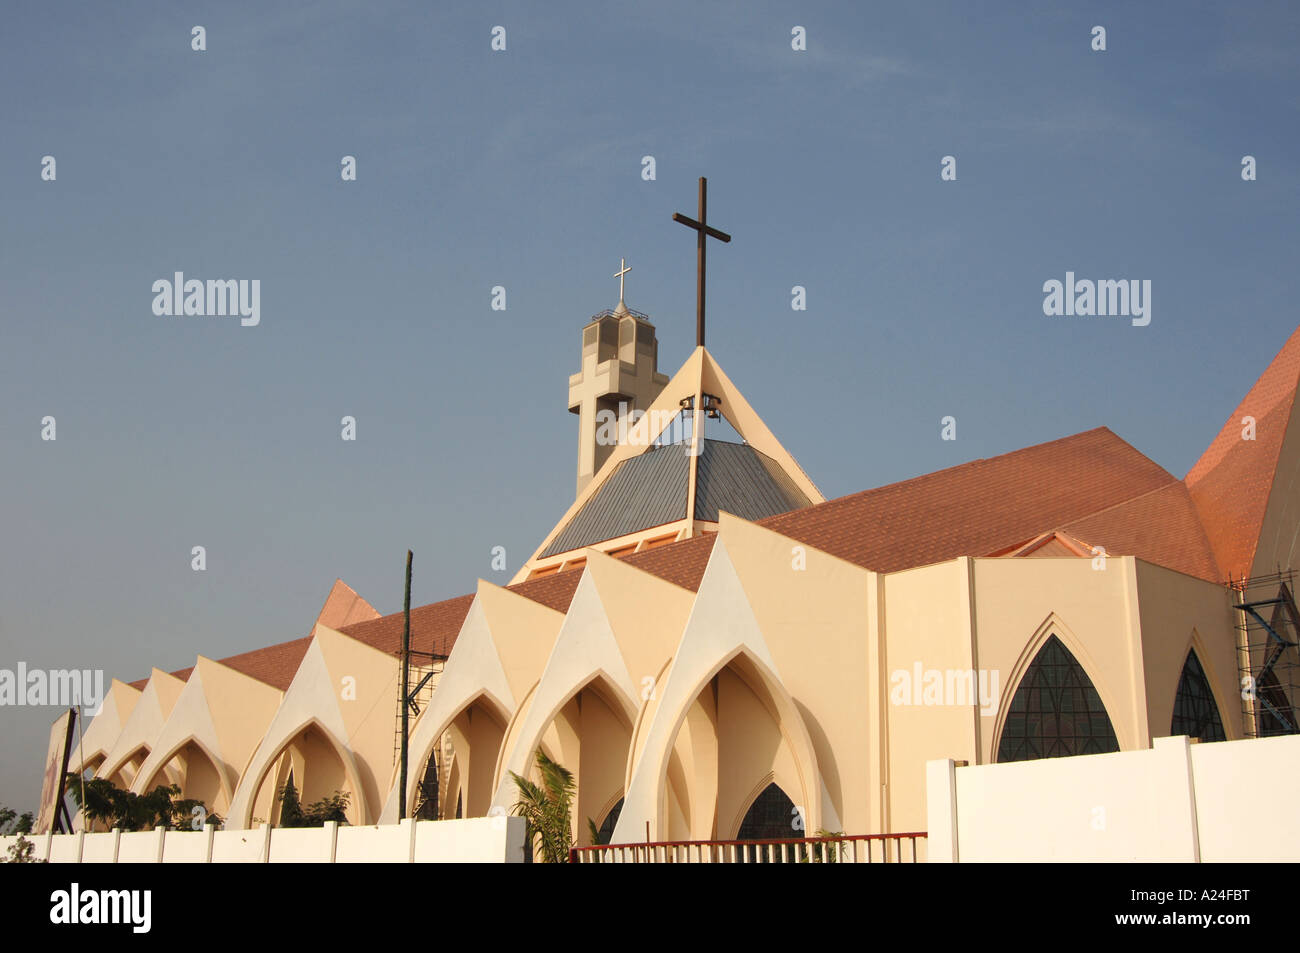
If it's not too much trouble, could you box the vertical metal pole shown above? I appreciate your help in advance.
[696,177,707,348]
[399,550,412,820]
[74,705,87,832]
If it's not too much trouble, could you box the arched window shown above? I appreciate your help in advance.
[997,635,1120,762]
[736,782,798,841]
[594,797,623,845]
[1171,649,1225,742]
[413,754,440,820]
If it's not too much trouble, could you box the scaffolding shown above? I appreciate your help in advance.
[392,648,449,819]
[1234,570,1300,738]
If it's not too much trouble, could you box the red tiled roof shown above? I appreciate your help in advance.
[757,427,1177,574]
[339,593,475,660]
[1185,324,1300,583]
[506,570,585,613]
[620,532,716,591]
[1061,481,1221,582]
[215,637,313,691]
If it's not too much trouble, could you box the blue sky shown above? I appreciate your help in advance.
[1,1,1297,811]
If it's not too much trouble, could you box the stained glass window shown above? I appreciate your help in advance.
[736,782,798,841]
[1171,649,1225,742]
[997,635,1120,762]
[595,797,623,845]
[413,755,440,820]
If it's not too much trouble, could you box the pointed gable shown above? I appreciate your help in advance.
[516,347,823,581]
[1186,324,1300,583]
[314,578,381,631]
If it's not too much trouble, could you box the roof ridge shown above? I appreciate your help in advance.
[763,426,1157,517]
[1061,476,1184,527]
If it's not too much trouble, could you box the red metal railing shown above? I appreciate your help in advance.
[569,831,926,863]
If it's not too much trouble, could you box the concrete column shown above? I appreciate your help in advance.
[1153,735,1201,862]
[925,758,960,862]
[324,820,339,862]
[401,817,417,862]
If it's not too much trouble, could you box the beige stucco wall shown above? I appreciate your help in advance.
[1133,561,1241,741]
[884,558,979,833]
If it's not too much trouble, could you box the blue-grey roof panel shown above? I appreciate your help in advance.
[542,445,690,557]
[542,440,812,557]
[694,440,812,522]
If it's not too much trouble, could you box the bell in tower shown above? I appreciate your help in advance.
[567,259,669,497]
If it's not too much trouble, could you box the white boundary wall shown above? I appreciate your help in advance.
[927,734,1300,862]
[3,816,526,864]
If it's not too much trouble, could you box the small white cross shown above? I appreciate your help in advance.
[614,257,631,303]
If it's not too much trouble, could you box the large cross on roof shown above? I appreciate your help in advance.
[673,177,731,348]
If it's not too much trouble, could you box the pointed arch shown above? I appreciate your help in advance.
[735,780,799,841]
[993,613,1126,759]
[491,670,639,808]
[592,794,624,845]
[441,694,512,818]
[995,632,1120,762]
[1171,639,1227,743]
[496,672,637,844]
[100,744,155,790]
[232,716,367,829]
[398,688,515,819]
[130,734,233,814]
[628,645,821,840]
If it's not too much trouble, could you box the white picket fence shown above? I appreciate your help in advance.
[2,815,525,863]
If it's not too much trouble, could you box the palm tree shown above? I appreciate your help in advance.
[509,750,576,863]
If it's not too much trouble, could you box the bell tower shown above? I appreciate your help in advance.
[568,259,669,497]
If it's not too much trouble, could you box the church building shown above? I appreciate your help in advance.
[64,188,1300,850]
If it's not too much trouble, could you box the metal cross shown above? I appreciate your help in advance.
[672,177,731,348]
[614,257,631,303]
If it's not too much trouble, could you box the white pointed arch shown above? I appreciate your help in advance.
[130,733,233,810]
[226,634,373,828]
[96,669,186,785]
[378,604,518,822]
[490,669,639,811]
[379,582,565,822]
[489,569,640,808]
[616,643,822,842]
[229,714,368,829]
[613,537,823,841]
